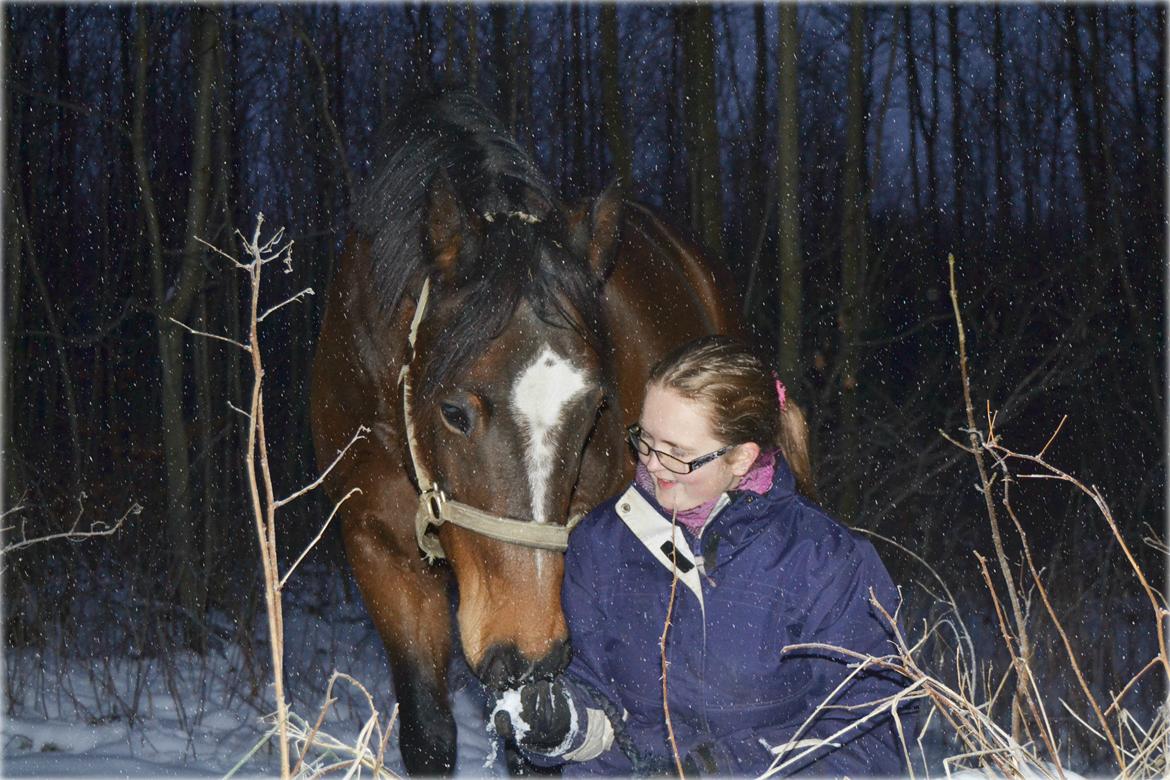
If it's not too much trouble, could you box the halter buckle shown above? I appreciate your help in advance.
[422,488,448,522]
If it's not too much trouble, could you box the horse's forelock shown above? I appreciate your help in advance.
[417,220,607,400]
[355,89,558,324]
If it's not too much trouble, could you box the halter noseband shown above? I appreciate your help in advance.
[398,275,583,562]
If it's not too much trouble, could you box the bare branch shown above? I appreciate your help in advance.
[1036,414,1068,460]
[9,82,131,138]
[1,500,141,560]
[259,287,315,323]
[279,487,360,590]
[290,672,341,779]
[938,427,976,453]
[274,426,368,509]
[228,401,252,420]
[195,235,251,270]
[169,316,250,352]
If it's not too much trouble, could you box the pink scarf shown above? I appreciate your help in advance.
[634,449,777,534]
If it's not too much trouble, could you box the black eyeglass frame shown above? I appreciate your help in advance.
[626,423,735,475]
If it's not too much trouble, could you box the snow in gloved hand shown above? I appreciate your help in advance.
[489,679,579,758]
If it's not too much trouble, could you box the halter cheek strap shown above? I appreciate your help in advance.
[398,276,582,562]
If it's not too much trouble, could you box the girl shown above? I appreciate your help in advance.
[493,335,912,776]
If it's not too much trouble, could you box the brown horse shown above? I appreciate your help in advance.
[310,91,739,775]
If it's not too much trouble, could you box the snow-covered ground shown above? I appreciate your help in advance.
[3,565,507,778]
[3,561,1160,778]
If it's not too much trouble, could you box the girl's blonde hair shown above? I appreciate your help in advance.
[647,335,816,499]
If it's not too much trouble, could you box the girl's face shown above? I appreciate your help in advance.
[636,384,758,512]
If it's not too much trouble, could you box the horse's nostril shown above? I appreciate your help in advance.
[477,643,528,690]
[479,641,572,689]
[532,639,572,679]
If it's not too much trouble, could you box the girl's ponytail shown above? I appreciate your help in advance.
[777,399,816,501]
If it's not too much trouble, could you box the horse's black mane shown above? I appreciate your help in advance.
[354,89,607,397]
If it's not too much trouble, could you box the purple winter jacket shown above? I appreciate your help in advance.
[545,455,914,776]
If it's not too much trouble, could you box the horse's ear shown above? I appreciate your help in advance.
[567,181,624,281]
[425,170,478,282]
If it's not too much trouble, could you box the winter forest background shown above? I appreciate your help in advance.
[2,3,1166,777]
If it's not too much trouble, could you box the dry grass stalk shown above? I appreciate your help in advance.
[922,254,1167,778]
[947,253,1033,743]
[661,508,685,777]
[763,255,1167,779]
[178,215,366,778]
[285,672,400,779]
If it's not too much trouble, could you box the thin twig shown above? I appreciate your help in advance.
[168,316,250,352]
[374,703,399,778]
[259,287,315,323]
[1036,414,1068,460]
[279,487,360,590]
[1104,657,1162,717]
[1,500,140,558]
[227,401,252,420]
[660,509,684,778]
[194,235,250,270]
[948,253,1032,744]
[1007,451,1169,674]
[997,459,1123,772]
[275,426,369,509]
[290,675,339,779]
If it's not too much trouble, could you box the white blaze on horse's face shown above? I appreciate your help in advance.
[510,344,589,530]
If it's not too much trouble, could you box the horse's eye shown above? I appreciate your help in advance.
[440,401,473,436]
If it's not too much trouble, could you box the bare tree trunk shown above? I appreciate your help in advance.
[903,8,923,224]
[1064,8,1102,245]
[585,9,603,193]
[194,285,215,618]
[926,8,941,244]
[12,138,83,494]
[558,5,571,189]
[571,5,586,194]
[54,6,73,220]
[599,4,631,184]
[490,5,513,129]
[411,2,433,89]
[838,7,868,521]
[1150,7,1166,201]
[680,4,724,261]
[220,8,251,581]
[1086,8,1154,399]
[331,5,347,197]
[663,16,682,212]
[992,7,1010,231]
[134,7,220,622]
[465,3,478,91]
[516,4,533,152]
[3,23,25,489]
[2,199,21,490]
[749,4,769,248]
[443,4,458,84]
[948,5,965,240]
[133,11,183,589]
[776,5,802,382]
[1017,22,1042,244]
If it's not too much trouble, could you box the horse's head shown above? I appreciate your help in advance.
[404,172,624,689]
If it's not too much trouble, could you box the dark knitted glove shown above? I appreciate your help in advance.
[493,679,575,755]
[681,742,722,776]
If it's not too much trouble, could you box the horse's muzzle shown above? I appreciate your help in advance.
[477,639,572,690]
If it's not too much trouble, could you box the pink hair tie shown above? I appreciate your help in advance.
[772,372,788,411]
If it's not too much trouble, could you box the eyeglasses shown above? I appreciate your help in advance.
[626,424,734,475]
